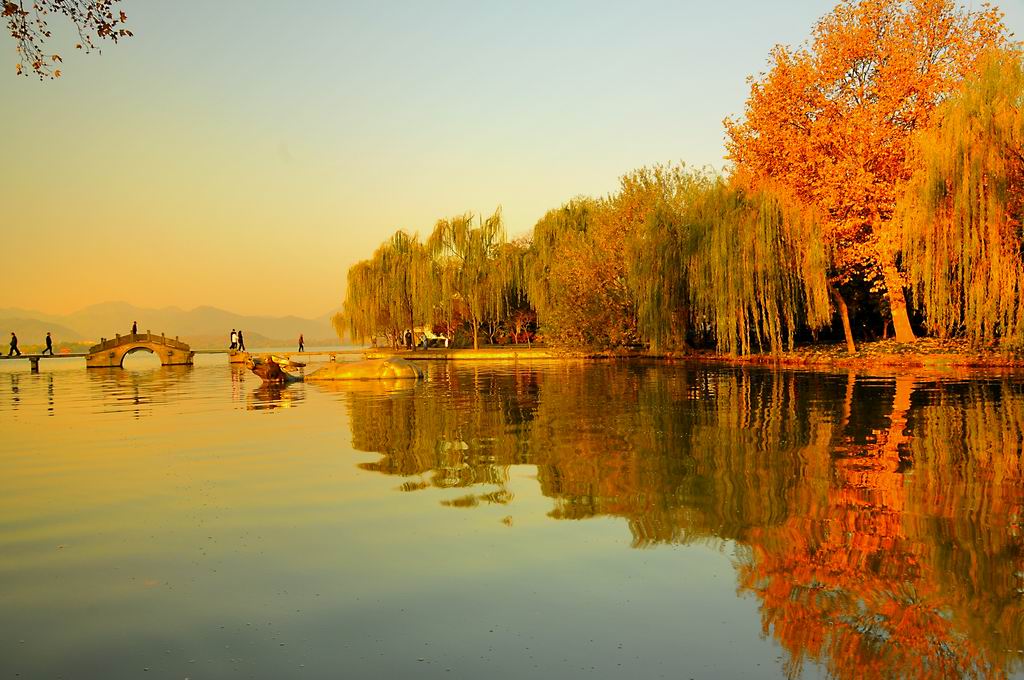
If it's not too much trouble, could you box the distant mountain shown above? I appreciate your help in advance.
[0,302,341,349]
[0,318,84,344]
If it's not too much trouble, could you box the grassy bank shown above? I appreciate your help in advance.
[691,338,1024,369]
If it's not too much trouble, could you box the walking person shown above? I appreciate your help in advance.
[131,321,138,336]
[230,329,238,350]
[41,332,54,355]
[298,334,304,352]
[8,332,20,357]
[237,330,246,352]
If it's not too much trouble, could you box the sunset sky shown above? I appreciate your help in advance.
[2,1,1022,319]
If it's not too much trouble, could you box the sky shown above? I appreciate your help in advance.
[2,0,1023,319]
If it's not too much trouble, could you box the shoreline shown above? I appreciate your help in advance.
[364,339,1024,370]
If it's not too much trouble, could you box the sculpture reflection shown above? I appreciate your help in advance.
[247,382,305,411]
[344,363,1024,679]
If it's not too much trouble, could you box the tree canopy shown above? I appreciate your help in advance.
[899,49,1024,346]
[725,0,1010,343]
[339,0,1024,357]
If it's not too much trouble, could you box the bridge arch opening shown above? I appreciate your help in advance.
[121,346,161,370]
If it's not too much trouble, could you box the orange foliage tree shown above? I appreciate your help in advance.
[900,49,1024,347]
[726,0,1009,345]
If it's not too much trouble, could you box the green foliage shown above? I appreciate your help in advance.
[625,170,712,351]
[342,211,527,349]
[428,209,521,349]
[339,46,1024,356]
[684,183,832,354]
[525,197,615,346]
[528,164,831,354]
[339,231,433,347]
[526,164,699,348]
[899,49,1024,347]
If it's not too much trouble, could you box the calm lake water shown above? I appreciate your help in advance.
[1,354,1023,679]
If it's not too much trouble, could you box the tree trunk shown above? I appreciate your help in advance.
[829,284,857,354]
[673,308,691,352]
[881,260,916,343]
[472,318,479,350]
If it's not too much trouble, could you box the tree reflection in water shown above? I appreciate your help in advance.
[342,362,1024,680]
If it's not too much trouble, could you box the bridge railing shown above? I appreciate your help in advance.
[89,332,191,354]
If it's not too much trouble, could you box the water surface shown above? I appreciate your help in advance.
[1,356,1023,679]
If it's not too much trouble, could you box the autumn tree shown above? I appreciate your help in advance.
[427,209,516,350]
[484,238,529,344]
[4,0,131,78]
[526,197,603,346]
[527,164,695,349]
[684,180,832,355]
[338,230,434,348]
[899,49,1024,346]
[726,0,1009,344]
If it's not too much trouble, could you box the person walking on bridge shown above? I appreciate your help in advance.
[237,330,246,352]
[298,334,304,352]
[8,332,20,357]
[41,332,53,355]
[230,329,238,350]
[131,321,138,336]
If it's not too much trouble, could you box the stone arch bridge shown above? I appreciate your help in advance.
[86,332,194,368]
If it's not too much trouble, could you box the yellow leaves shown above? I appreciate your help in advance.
[7,0,131,77]
[726,0,1012,338]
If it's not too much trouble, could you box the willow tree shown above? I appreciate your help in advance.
[525,198,597,345]
[427,209,515,349]
[627,202,694,352]
[626,168,716,351]
[726,0,1010,344]
[336,260,375,343]
[339,230,434,347]
[484,238,529,344]
[527,164,696,349]
[899,49,1024,347]
[685,182,832,355]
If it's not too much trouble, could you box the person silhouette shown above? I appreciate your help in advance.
[230,329,238,350]
[237,330,246,352]
[41,332,53,355]
[131,321,138,336]
[8,332,20,357]
[298,334,304,352]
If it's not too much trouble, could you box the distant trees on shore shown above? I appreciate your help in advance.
[337,210,529,350]
[341,0,1024,354]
